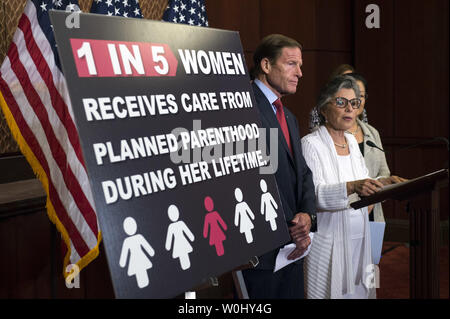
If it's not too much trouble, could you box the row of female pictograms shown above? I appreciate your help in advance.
[118,178,279,288]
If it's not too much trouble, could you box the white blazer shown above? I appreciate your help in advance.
[301,125,375,299]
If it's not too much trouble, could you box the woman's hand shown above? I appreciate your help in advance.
[389,175,408,184]
[347,178,384,197]
[379,175,408,185]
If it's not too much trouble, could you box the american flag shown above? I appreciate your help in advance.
[162,0,208,26]
[0,0,100,278]
[90,0,143,18]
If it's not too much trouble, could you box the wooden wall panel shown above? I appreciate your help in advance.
[353,0,448,221]
[393,0,449,220]
[0,212,115,298]
[315,0,352,51]
[82,245,115,298]
[259,0,352,51]
[0,217,18,298]
[16,213,52,298]
[260,0,316,49]
[354,0,395,137]
[394,0,449,138]
[206,0,260,52]
[0,211,52,298]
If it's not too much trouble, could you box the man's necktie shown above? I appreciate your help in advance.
[273,98,292,154]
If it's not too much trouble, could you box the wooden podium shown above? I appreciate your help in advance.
[351,169,449,298]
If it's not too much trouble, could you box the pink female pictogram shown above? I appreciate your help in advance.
[203,196,227,256]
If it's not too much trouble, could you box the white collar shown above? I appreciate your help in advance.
[254,79,279,111]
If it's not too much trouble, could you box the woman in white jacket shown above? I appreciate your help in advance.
[301,75,385,299]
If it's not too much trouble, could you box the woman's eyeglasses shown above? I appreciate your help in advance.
[332,97,361,109]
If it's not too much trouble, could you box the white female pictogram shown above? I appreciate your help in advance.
[119,217,155,289]
[234,187,255,244]
[165,205,195,270]
[259,179,279,231]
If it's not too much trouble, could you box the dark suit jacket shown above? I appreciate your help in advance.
[251,82,316,270]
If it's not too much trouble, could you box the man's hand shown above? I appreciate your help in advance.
[287,213,312,260]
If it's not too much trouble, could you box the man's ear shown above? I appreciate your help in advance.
[260,57,271,74]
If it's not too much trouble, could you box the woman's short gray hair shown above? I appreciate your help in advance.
[309,75,361,129]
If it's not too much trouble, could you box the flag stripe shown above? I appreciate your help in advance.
[0,75,90,257]
[22,3,96,210]
[19,14,86,171]
[0,0,101,278]
[7,41,97,235]
[31,0,62,69]
[6,44,99,243]
[16,16,99,235]
[24,2,76,122]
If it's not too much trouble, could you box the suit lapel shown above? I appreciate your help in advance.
[252,83,295,165]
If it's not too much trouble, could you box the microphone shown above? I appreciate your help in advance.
[366,140,385,152]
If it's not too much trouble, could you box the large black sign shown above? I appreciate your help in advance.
[50,11,290,298]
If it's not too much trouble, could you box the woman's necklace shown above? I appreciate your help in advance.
[334,141,347,148]
[346,125,360,137]
[326,125,348,149]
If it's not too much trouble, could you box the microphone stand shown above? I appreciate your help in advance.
[366,137,449,168]
[397,136,449,152]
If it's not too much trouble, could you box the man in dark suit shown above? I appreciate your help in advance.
[242,34,317,299]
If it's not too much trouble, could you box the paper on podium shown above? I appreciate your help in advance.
[274,233,314,273]
[369,221,385,264]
